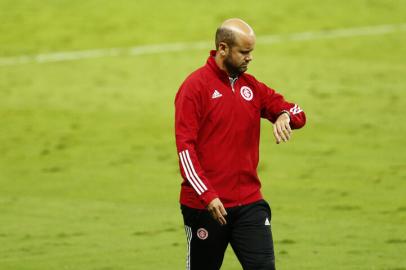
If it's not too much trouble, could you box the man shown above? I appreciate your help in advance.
[174,18,306,270]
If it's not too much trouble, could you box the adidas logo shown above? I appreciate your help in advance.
[265,218,270,226]
[212,90,222,99]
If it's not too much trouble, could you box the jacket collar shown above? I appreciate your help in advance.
[206,50,232,83]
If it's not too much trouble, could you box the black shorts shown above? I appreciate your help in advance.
[181,199,275,270]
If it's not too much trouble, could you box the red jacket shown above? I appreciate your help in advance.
[175,50,306,209]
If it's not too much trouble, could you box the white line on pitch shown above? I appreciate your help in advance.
[0,23,405,66]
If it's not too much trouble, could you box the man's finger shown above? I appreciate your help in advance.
[214,207,227,225]
[285,121,292,133]
[277,124,288,142]
[282,123,291,141]
[219,204,228,216]
[218,215,227,225]
[208,208,216,219]
[273,125,281,144]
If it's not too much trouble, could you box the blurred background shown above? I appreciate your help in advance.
[0,0,405,269]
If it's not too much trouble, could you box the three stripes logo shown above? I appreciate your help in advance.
[212,90,222,99]
[179,150,208,195]
[289,104,303,115]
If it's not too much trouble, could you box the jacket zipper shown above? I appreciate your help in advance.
[229,76,242,205]
[229,77,238,94]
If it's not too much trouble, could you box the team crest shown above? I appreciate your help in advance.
[240,86,253,101]
[197,228,208,240]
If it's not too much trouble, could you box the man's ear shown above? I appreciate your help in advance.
[218,42,229,56]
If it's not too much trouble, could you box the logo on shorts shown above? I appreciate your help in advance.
[240,86,253,101]
[265,218,270,226]
[197,228,208,240]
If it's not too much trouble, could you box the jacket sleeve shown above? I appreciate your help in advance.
[257,81,306,129]
[174,80,218,207]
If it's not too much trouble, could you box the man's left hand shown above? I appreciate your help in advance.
[273,112,292,144]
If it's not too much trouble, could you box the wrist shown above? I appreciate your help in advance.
[279,110,290,120]
[200,191,218,207]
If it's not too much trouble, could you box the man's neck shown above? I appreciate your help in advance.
[214,53,229,76]
[214,53,239,78]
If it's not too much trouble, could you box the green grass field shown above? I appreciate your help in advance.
[1,0,406,269]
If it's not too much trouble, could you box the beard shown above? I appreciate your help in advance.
[224,55,248,77]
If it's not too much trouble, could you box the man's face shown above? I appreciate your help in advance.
[223,34,255,76]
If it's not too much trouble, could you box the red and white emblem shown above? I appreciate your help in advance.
[197,228,208,240]
[240,86,253,101]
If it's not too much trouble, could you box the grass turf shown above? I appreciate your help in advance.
[1,0,406,269]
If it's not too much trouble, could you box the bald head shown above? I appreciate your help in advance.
[214,19,256,76]
[215,18,255,49]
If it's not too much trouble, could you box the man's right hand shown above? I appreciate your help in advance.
[207,198,228,225]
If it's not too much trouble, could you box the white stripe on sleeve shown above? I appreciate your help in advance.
[179,151,204,194]
[184,150,208,191]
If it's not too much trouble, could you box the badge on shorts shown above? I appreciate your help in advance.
[197,228,208,240]
[240,86,253,101]
[265,218,270,226]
